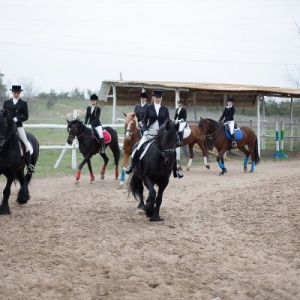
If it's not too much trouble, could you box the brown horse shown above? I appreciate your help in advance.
[119,112,141,187]
[178,123,211,170]
[198,118,260,175]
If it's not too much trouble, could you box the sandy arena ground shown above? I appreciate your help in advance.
[0,157,299,300]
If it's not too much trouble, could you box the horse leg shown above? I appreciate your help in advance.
[186,144,194,171]
[120,152,130,187]
[76,155,92,182]
[196,141,210,170]
[0,176,14,215]
[216,151,227,175]
[239,146,251,172]
[143,177,156,218]
[86,159,95,182]
[150,184,167,222]
[16,169,30,204]
[100,153,109,180]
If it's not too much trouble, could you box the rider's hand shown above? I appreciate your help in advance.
[86,124,92,129]
[13,117,18,123]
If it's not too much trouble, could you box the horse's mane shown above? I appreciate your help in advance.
[156,120,177,147]
[199,118,219,130]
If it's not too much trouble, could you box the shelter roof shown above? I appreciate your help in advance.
[99,80,300,107]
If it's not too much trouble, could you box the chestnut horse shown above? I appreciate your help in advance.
[198,118,260,175]
[119,112,141,187]
[178,123,211,171]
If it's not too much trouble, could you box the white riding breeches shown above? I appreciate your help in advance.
[224,120,234,135]
[17,127,30,152]
[95,125,103,138]
[178,121,187,132]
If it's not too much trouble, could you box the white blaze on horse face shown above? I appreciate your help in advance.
[125,120,133,139]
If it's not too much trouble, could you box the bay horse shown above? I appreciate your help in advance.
[178,123,212,170]
[119,112,141,187]
[66,119,120,182]
[198,117,260,175]
[128,119,179,221]
[0,111,39,215]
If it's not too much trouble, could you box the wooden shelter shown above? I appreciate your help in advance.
[99,80,300,152]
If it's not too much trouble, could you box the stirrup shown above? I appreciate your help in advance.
[231,141,237,148]
[27,164,35,174]
[125,166,133,175]
[176,170,184,179]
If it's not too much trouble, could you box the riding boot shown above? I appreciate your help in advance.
[25,151,35,174]
[178,131,184,146]
[125,150,139,175]
[98,137,105,154]
[231,134,237,148]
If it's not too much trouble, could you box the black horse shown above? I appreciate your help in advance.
[0,111,39,215]
[128,120,179,222]
[66,119,120,182]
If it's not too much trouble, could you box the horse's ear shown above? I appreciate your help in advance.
[123,112,127,117]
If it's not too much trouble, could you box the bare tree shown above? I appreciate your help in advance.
[17,77,39,99]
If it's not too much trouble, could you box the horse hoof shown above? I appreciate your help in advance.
[206,165,210,169]
[186,167,190,171]
[101,174,105,180]
[149,216,164,222]
[138,203,144,210]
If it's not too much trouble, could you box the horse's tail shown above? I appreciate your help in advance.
[254,137,260,165]
[105,127,120,167]
[128,172,143,202]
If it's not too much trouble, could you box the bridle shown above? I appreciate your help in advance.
[0,118,13,149]
[152,129,177,158]
[200,120,223,139]
[67,124,86,141]
[125,119,138,139]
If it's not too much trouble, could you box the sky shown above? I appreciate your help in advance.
[1,0,300,94]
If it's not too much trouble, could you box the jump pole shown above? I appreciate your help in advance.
[273,121,287,158]
[279,121,288,157]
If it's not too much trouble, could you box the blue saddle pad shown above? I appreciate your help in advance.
[225,129,243,141]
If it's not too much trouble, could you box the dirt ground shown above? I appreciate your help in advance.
[0,156,299,300]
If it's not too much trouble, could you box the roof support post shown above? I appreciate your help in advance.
[261,96,266,149]
[175,89,180,160]
[290,97,294,150]
[112,85,117,124]
[256,95,261,156]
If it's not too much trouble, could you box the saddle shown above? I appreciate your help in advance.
[91,129,111,144]
[224,124,243,141]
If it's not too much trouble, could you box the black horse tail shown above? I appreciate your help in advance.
[254,137,260,165]
[128,172,143,202]
[104,126,120,167]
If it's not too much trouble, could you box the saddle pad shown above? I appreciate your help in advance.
[139,140,154,160]
[225,129,243,141]
[183,126,191,139]
[103,130,111,144]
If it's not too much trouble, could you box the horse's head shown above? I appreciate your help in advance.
[0,111,15,150]
[157,120,178,166]
[123,112,138,140]
[66,118,86,145]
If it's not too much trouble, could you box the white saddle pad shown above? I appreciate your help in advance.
[182,126,191,139]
